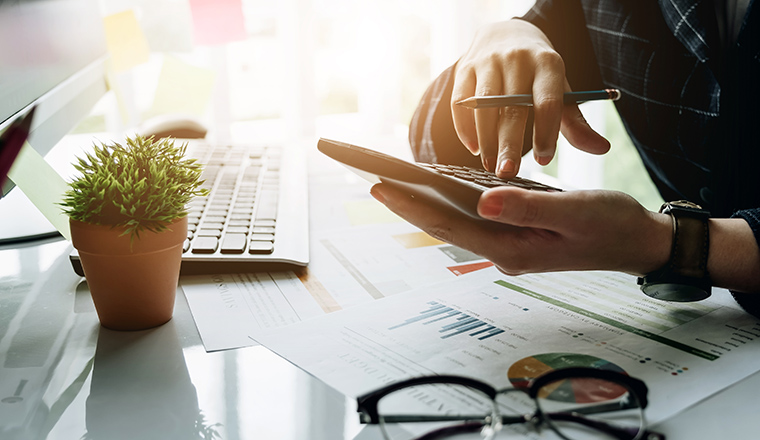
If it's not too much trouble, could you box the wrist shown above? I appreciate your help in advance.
[706,218,760,292]
[634,210,673,277]
[637,201,712,302]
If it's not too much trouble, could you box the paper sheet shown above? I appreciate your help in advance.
[181,221,493,352]
[181,272,324,351]
[7,142,71,240]
[255,267,760,428]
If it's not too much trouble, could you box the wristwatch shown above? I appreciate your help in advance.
[637,200,712,302]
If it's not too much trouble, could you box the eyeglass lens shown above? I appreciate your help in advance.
[532,376,645,440]
[376,383,500,440]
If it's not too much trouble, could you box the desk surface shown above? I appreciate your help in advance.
[1,136,760,439]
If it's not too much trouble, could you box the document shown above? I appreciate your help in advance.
[182,272,324,351]
[254,267,760,426]
[181,222,493,351]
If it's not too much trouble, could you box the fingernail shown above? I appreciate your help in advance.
[483,157,496,172]
[370,186,385,203]
[497,159,516,176]
[466,141,480,155]
[478,194,503,218]
[536,155,552,166]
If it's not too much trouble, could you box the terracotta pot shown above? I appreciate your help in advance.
[70,217,187,331]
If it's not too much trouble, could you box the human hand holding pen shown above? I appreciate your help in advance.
[450,19,611,178]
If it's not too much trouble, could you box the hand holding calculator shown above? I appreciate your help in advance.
[317,138,561,221]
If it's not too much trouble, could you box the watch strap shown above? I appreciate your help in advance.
[666,204,710,279]
[637,201,712,302]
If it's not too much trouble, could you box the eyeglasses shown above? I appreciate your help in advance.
[357,367,665,440]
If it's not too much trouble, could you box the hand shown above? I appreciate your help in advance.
[451,19,610,178]
[370,183,672,277]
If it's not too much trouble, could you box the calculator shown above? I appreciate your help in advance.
[317,138,561,220]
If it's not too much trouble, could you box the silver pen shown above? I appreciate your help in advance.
[456,89,621,108]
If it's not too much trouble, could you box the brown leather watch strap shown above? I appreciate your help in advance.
[662,201,710,279]
[637,201,711,301]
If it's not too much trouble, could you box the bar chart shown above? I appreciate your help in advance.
[388,301,505,340]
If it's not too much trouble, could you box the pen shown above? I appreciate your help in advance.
[456,89,621,109]
[0,106,36,187]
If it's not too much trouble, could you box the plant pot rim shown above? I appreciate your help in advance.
[70,216,188,255]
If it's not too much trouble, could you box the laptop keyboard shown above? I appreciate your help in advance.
[69,139,309,276]
[416,163,562,191]
[185,142,281,256]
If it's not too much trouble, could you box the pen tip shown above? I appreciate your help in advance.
[455,98,477,108]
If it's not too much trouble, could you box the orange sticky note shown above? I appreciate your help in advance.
[103,10,151,72]
[188,0,247,46]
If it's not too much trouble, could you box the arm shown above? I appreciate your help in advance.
[369,184,760,294]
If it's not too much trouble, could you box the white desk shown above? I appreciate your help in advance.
[1,135,760,439]
[0,238,367,440]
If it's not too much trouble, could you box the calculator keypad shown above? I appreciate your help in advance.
[417,163,561,192]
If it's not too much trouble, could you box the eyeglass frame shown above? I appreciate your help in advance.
[356,366,664,440]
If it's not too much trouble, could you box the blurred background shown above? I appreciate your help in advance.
[83,0,662,210]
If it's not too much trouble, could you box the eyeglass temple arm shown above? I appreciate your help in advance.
[377,414,501,424]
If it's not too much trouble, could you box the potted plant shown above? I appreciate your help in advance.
[61,135,208,331]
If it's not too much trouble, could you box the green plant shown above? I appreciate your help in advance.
[61,135,208,239]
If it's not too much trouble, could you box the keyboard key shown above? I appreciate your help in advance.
[221,234,247,254]
[255,199,278,220]
[205,209,228,216]
[250,233,275,242]
[248,241,274,254]
[254,219,276,228]
[252,226,276,234]
[196,229,222,238]
[199,222,225,230]
[191,236,219,253]
[204,216,227,223]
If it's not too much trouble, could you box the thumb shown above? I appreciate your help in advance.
[477,187,572,230]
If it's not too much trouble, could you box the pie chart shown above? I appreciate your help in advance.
[507,353,628,403]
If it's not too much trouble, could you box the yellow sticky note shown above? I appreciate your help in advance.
[7,142,72,241]
[147,55,216,117]
[103,10,151,72]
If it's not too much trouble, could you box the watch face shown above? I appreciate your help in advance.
[641,283,711,302]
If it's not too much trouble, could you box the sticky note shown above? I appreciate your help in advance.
[147,55,216,117]
[103,10,151,72]
[188,0,247,46]
[7,142,72,240]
